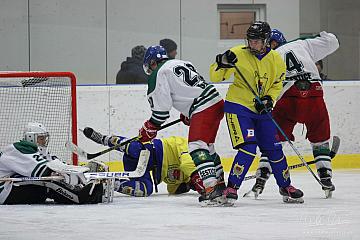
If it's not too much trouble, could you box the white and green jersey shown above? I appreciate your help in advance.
[0,141,55,204]
[276,31,339,97]
[147,59,222,125]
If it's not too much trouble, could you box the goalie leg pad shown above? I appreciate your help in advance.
[4,183,48,204]
[47,181,104,204]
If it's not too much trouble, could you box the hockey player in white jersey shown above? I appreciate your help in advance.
[250,30,339,198]
[139,45,225,205]
[0,122,104,204]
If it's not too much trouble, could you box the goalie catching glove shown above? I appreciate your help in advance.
[139,120,160,142]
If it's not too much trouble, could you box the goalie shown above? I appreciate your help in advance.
[82,127,218,197]
[0,122,105,204]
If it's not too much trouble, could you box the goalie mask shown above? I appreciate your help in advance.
[143,45,168,75]
[24,122,50,148]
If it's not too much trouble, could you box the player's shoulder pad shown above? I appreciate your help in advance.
[13,140,38,154]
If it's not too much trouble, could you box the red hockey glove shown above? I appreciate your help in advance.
[189,171,205,194]
[180,113,190,126]
[139,120,160,142]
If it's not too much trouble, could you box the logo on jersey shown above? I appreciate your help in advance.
[246,129,255,138]
[232,163,244,178]
[255,71,268,94]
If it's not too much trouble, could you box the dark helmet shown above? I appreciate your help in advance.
[269,29,287,47]
[246,21,271,43]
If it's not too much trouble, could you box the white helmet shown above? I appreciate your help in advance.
[23,122,50,147]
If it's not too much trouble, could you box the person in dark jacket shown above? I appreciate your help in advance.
[116,45,148,84]
[159,38,177,59]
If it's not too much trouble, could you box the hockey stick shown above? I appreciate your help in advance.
[242,135,340,197]
[243,136,340,183]
[0,176,64,182]
[66,118,181,160]
[232,64,330,189]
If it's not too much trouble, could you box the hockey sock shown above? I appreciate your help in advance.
[266,150,291,188]
[190,149,217,188]
[227,144,256,189]
[211,152,224,181]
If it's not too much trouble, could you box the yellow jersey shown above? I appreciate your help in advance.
[160,136,197,194]
[210,45,286,113]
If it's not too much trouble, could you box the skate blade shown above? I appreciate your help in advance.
[282,196,304,204]
[199,196,227,207]
[254,189,261,199]
[325,190,333,198]
[243,190,252,197]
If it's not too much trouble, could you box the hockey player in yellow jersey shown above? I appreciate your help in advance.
[209,21,304,204]
[83,127,221,197]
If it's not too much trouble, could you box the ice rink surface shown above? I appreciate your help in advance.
[1,170,359,240]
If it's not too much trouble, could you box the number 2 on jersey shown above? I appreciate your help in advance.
[173,63,207,89]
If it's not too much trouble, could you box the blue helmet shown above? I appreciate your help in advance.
[143,45,168,75]
[269,29,287,47]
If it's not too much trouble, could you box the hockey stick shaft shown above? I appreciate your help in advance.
[71,119,181,160]
[0,176,64,182]
[232,65,329,189]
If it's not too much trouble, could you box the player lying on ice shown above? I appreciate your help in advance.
[0,122,107,204]
[82,127,214,197]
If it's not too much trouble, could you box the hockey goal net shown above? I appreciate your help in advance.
[0,71,78,165]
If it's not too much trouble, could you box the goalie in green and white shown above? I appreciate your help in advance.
[0,122,105,204]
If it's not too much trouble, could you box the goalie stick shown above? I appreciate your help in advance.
[242,136,341,197]
[0,149,150,182]
[66,118,181,160]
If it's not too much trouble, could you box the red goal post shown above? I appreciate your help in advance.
[0,71,78,165]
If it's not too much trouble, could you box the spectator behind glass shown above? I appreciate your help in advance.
[315,60,328,80]
[116,45,148,84]
[159,38,177,59]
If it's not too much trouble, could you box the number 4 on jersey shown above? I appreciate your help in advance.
[285,50,304,73]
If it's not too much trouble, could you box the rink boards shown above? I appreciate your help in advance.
[75,81,360,171]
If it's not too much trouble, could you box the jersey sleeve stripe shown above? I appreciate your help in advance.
[150,111,170,125]
[31,160,49,177]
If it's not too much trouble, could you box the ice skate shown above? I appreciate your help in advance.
[243,167,270,198]
[199,182,226,207]
[279,185,304,203]
[222,187,238,206]
[318,168,335,198]
[83,127,105,145]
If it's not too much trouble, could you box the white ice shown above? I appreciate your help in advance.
[1,170,359,240]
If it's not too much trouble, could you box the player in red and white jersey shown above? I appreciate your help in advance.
[250,30,339,198]
[138,46,225,206]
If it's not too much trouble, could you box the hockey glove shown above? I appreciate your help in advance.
[180,113,190,126]
[215,50,238,69]
[189,171,205,194]
[139,120,160,142]
[62,172,87,186]
[254,95,274,114]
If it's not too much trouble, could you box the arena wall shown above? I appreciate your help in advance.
[76,81,360,171]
